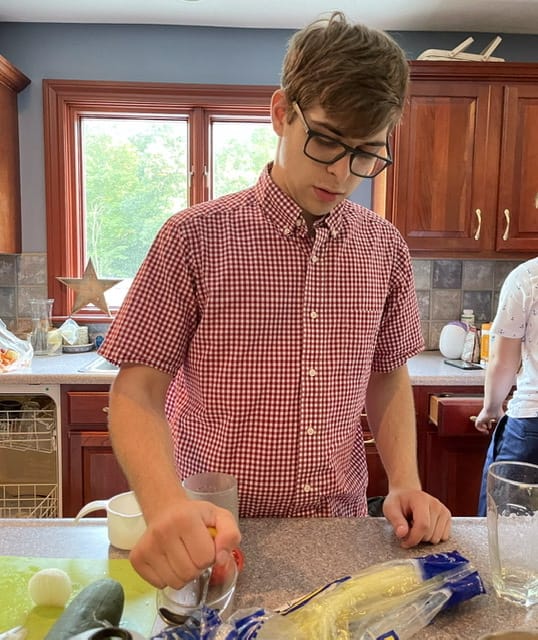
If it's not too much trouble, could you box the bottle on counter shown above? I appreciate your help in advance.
[460,308,475,327]
[480,323,492,368]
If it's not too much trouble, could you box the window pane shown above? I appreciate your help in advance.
[81,118,188,306]
[211,121,274,198]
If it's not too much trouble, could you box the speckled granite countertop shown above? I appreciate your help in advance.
[1,517,536,638]
[0,350,486,386]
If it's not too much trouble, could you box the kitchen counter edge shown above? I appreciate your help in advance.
[0,350,486,386]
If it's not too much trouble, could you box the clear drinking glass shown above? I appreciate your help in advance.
[30,298,54,356]
[155,472,240,629]
[183,472,239,522]
[487,461,538,607]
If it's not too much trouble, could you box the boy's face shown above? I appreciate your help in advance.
[270,90,390,218]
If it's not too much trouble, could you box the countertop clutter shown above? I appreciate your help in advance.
[0,350,486,385]
[1,517,537,639]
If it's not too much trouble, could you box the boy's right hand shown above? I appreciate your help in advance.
[128,498,240,589]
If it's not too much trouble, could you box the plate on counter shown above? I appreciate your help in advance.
[62,343,94,354]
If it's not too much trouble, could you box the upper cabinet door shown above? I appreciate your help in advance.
[387,80,500,254]
[496,84,538,252]
[380,61,538,258]
[0,55,30,254]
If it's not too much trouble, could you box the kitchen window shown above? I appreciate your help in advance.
[43,80,276,319]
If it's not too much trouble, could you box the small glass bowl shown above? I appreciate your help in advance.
[156,558,238,624]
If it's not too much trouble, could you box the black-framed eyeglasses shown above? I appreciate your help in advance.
[292,102,392,179]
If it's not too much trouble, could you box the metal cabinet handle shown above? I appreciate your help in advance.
[364,438,376,445]
[502,208,510,241]
[473,209,482,241]
[102,406,109,414]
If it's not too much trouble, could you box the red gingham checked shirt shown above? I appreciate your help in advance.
[101,165,424,518]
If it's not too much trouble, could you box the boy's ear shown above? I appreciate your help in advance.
[271,89,289,135]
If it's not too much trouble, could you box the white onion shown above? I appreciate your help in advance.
[28,568,73,607]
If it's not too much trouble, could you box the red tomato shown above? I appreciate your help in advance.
[231,548,245,573]
[209,548,245,586]
[209,561,230,586]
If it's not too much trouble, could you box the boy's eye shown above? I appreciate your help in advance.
[314,135,341,149]
[359,145,381,156]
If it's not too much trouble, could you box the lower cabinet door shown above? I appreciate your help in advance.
[64,431,129,516]
[363,429,389,498]
[427,393,491,516]
[425,429,490,516]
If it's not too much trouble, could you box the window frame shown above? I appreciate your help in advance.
[43,79,276,321]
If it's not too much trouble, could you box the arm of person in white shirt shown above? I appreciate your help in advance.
[474,335,521,434]
[107,363,241,589]
[365,364,451,548]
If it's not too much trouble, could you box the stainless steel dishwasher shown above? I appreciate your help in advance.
[0,383,61,517]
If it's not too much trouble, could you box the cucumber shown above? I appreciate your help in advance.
[44,578,125,640]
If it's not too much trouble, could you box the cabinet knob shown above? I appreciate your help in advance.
[364,437,376,445]
[102,406,109,414]
[473,209,482,241]
[502,208,510,241]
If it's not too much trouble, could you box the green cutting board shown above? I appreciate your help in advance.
[0,556,157,638]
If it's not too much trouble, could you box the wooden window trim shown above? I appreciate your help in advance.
[43,79,276,322]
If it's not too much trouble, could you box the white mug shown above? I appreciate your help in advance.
[74,490,146,551]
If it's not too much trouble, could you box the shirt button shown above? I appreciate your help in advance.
[331,229,338,238]
[295,218,303,227]
[306,427,316,436]
[310,310,318,320]
[303,484,312,493]
[311,254,319,264]
[308,368,317,377]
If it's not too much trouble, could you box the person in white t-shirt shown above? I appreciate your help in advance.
[475,257,538,515]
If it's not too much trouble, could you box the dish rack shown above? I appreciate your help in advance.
[0,483,58,518]
[0,400,56,453]
[0,384,61,517]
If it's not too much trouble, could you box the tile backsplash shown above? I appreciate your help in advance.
[0,253,523,350]
[0,253,48,335]
[413,258,521,349]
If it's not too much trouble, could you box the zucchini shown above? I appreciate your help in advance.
[44,578,124,640]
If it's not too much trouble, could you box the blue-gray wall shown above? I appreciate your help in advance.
[1,22,538,251]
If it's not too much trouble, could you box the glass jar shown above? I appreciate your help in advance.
[30,298,54,356]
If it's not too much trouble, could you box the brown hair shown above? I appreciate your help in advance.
[281,11,409,137]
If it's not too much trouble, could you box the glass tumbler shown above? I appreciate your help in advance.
[487,460,538,607]
[30,298,54,356]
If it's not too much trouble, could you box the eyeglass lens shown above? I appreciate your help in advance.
[305,134,389,177]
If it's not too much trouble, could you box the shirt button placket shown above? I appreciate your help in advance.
[298,236,324,505]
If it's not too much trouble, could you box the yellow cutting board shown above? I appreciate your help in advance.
[0,556,157,638]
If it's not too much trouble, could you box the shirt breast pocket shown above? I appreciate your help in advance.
[339,306,383,362]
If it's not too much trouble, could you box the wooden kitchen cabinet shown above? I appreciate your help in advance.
[414,385,490,516]
[59,383,490,517]
[0,55,30,254]
[61,385,129,516]
[381,62,538,258]
[361,414,389,498]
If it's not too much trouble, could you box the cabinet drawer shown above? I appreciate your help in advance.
[66,391,110,426]
[428,395,484,436]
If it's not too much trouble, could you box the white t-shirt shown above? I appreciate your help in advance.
[492,257,538,418]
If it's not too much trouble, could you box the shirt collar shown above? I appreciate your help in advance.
[254,163,347,240]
